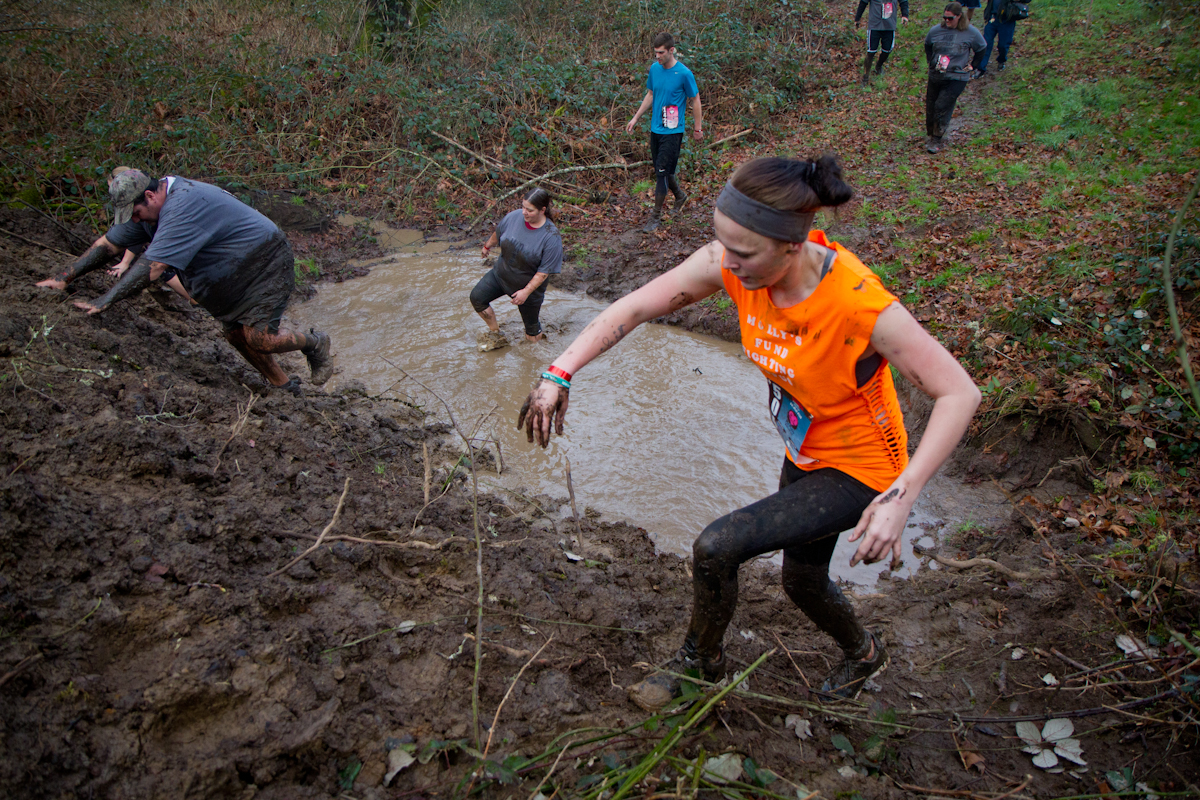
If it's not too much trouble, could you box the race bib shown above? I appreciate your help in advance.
[882,2,894,19]
[768,381,812,463]
[936,54,950,72]
[662,104,679,129]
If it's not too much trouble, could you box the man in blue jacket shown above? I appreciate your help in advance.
[626,32,704,232]
[973,0,1025,76]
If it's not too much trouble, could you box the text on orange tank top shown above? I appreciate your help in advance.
[721,230,908,492]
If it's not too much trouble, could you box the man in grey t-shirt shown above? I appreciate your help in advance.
[36,171,332,394]
[855,0,909,84]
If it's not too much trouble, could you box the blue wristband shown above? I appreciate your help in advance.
[540,372,571,390]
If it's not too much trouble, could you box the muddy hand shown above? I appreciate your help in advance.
[517,380,569,447]
[72,300,105,315]
[35,277,67,290]
[848,485,909,567]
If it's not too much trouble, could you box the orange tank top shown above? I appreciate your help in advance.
[721,230,908,492]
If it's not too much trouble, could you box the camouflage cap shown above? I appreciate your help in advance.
[109,169,150,225]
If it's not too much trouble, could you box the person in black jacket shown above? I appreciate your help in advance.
[972,0,1023,76]
[854,0,909,85]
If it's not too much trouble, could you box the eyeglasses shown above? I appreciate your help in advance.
[943,14,958,20]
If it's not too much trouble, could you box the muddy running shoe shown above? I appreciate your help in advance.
[276,375,303,397]
[820,632,888,700]
[642,212,662,233]
[628,646,725,712]
[926,137,942,154]
[478,329,509,352]
[998,62,1007,71]
[303,329,333,385]
[672,192,689,213]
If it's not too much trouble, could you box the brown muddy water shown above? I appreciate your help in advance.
[287,223,1009,585]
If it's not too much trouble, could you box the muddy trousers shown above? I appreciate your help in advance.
[684,461,879,663]
[925,75,968,139]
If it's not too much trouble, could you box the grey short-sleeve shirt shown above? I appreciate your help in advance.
[493,209,564,295]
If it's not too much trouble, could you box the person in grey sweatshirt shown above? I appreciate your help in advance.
[922,2,986,153]
[855,0,910,85]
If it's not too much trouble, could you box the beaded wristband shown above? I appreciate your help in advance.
[546,365,572,382]
[540,371,571,390]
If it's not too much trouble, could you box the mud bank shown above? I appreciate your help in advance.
[1,210,1196,799]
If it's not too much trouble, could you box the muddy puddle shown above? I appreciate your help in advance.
[289,222,1010,585]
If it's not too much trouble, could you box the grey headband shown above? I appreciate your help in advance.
[715,181,815,243]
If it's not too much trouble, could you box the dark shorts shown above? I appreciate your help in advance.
[962,0,981,7]
[650,131,684,177]
[867,30,895,53]
[204,234,295,334]
[469,268,546,337]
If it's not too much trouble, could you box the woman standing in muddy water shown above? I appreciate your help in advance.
[472,188,563,350]
[517,156,980,710]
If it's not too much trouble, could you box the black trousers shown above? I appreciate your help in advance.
[685,461,879,660]
[925,74,968,139]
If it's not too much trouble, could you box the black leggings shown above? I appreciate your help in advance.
[925,74,968,139]
[686,461,879,661]
[469,268,545,337]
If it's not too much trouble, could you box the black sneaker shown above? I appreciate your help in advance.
[628,646,725,712]
[276,375,303,397]
[998,62,1007,71]
[302,329,333,385]
[820,632,888,700]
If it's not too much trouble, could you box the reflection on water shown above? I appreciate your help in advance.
[288,244,996,585]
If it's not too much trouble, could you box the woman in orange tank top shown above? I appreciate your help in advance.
[518,156,980,709]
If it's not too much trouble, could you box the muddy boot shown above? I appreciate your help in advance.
[820,631,888,700]
[641,210,662,233]
[478,329,509,352]
[275,375,303,397]
[926,136,943,154]
[874,50,891,76]
[302,329,333,385]
[628,645,725,712]
[861,52,875,85]
[671,192,688,213]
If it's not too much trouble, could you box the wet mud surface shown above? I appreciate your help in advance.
[2,211,1197,798]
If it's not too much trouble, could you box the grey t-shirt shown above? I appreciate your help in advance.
[862,0,907,31]
[105,178,284,313]
[492,209,563,295]
[925,24,987,80]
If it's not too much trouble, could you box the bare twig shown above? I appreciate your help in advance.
[483,636,554,758]
[467,160,650,231]
[527,738,576,800]
[0,227,75,256]
[212,390,258,473]
[772,631,811,688]
[914,543,1033,580]
[565,457,585,546]
[429,129,507,172]
[1159,170,1200,414]
[266,477,350,578]
[0,653,43,688]
[422,441,431,506]
[701,128,754,150]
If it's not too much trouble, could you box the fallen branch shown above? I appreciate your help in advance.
[565,457,585,546]
[266,477,350,578]
[429,129,508,172]
[914,543,1033,580]
[0,653,43,688]
[467,160,650,231]
[701,128,753,150]
[0,227,76,256]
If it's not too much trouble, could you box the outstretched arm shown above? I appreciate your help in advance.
[518,241,727,446]
[847,303,981,566]
[36,235,120,290]
[73,256,170,315]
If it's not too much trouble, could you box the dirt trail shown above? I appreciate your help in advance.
[1,210,1196,799]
